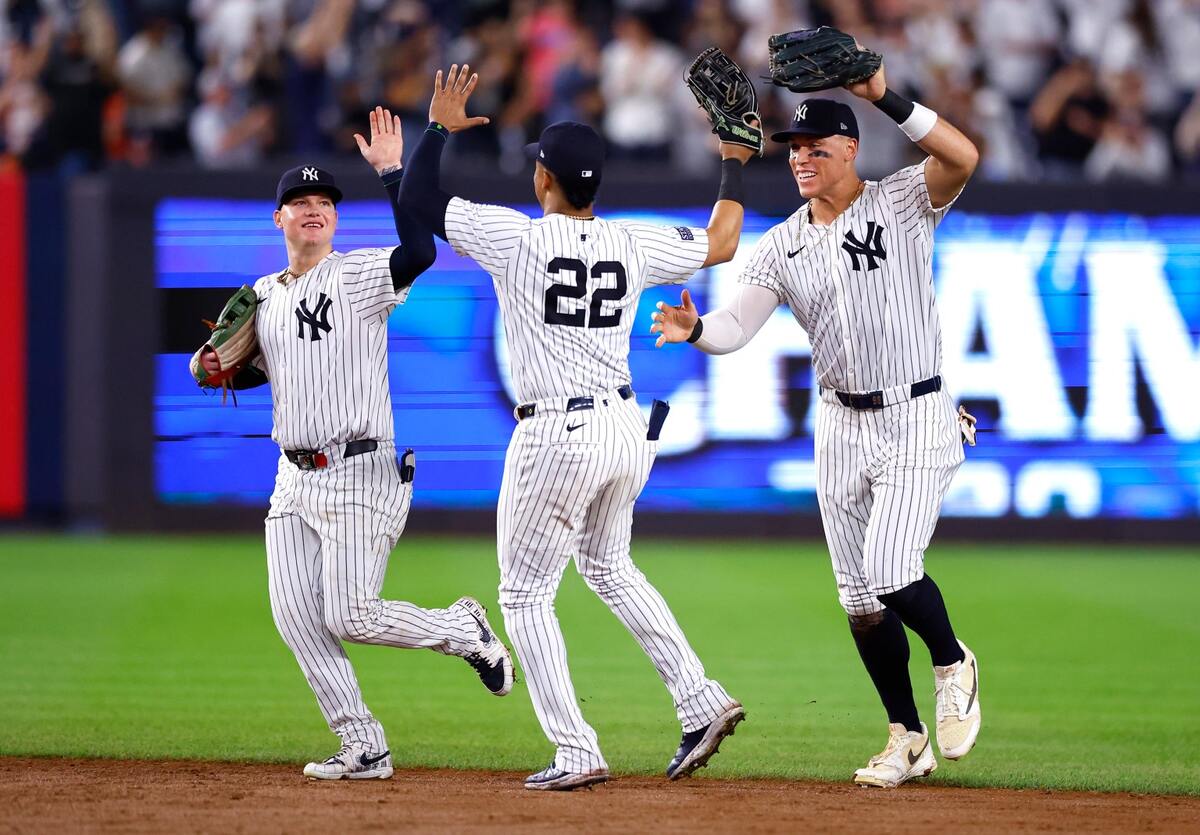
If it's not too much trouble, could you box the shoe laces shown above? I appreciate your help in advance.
[935,663,970,720]
[325,744,354,766]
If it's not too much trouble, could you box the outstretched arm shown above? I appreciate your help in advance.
[847,61,979,208]
[398,64,491,240]
[650,285,779,354]
[354,106,437,289]
[702,139,758,267]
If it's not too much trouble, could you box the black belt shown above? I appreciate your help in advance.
[285,439,378,470]
[516,385,633,421]
[834,376,941,410]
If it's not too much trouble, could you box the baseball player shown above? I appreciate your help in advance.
[397,65,752,790]
[652,64,983,788]
[194,106,515,781]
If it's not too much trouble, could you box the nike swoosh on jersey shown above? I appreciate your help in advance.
[786,247,805,258]
[566,423,585,432]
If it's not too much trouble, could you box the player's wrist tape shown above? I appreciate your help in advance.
[873,89,937,142]
[426,121,450,139]
[687,317,704,343]
[717,157,745,204]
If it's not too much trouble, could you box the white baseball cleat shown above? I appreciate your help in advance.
[455,597,516,697]
[934,639,981,760]
[853,723,937,788]
[303,746,393,780]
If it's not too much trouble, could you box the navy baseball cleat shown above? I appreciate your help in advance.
[524,763,609,791]
[666,702,746,779]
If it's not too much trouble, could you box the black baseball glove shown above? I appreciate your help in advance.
[767,26,882,93]
[684,46,764,156]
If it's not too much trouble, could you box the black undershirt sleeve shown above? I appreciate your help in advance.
[381,168,437,291]
[396,122,452,240]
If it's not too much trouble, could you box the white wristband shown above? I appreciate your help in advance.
[899,103,937,142]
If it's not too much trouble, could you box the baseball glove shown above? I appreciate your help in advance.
[767,26,882,93]
[189,285,260,403]
[684,46,764,156]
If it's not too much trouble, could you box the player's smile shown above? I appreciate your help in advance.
[789,139,836,197]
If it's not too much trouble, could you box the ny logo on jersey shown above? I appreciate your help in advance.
[296,293,333,341]
[841,221,887,271]
[301,167,319,181]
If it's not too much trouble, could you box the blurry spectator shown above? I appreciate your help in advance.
[0,38,47,158]
[32,23,114,170]
[445,10,521,159]
[683,0,744,57]
[1094,0,1178,117]
[1084,71,1171,181]
[116,14,192,161]
[904,0,976,93]
[973,0,1061,107]
[1174,91,1200,175]
[545,25,602,126]
[735,0,809,77]
[926,65,1029,181]
[1029,59,1111,179]
[188,68,273,167]
[600,12,683,160]
[281,0,354,153]
[1155,0,1200,92]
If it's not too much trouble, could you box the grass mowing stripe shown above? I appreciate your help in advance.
[0,535,1196,793]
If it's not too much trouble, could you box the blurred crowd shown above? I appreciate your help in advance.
[2,0,1200,181]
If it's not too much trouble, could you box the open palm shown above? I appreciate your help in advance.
[355,106,404,174]
[650,289,701,348]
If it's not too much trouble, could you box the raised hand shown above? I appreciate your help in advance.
[846,52,886,102]
[650,289,701,348]
[428,64,491,133]
[354,106,405,174]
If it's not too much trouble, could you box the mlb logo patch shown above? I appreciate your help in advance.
[675,226,694,241]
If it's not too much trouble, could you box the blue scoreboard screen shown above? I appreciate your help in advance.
[156,200,1200,519]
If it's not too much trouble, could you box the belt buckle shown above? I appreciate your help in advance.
[870,392,883,408]
[293,451,328,470]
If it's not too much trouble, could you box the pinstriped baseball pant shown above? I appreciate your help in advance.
[497,393,732,773]
[815,388,965,617]
[265,442,478,754]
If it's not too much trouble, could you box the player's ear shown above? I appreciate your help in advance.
[845,137,859,162]
[273,209,283,228]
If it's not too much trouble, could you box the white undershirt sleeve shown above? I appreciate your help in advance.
[693,283,781,355]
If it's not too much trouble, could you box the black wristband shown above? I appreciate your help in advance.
[380,166,404,187]
[426,121,450,139]
[686,317,704,344]
[872,89,915,124]
[716,157,745,205]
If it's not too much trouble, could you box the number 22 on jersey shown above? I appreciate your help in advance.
[543,257,628,328]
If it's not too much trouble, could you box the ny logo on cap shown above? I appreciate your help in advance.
[301,167,319,181]
[796,104,808,121]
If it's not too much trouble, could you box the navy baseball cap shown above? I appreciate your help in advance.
[770,99,859,143]
[276,165,343,208]
[524,121,605,190]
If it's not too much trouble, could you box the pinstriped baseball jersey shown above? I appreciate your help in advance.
[251,248,409,450]
[740,160,956,393]
[444,196,709,402]
[445,196,735,774]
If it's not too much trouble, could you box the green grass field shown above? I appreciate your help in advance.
[0,534,1196,794]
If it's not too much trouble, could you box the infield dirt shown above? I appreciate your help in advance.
[2,757,1197,833]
